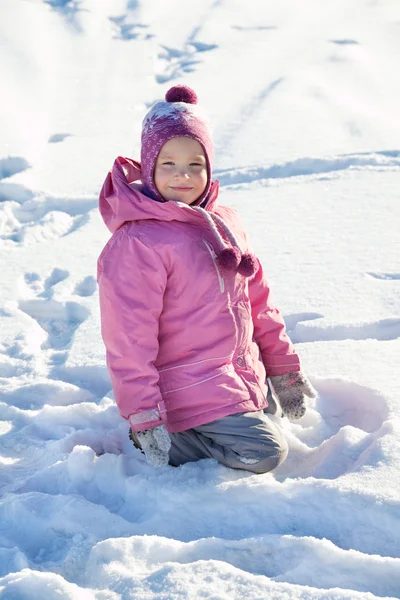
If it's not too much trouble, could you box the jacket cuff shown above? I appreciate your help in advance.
[263,353,301,377]
[128,401,167,432]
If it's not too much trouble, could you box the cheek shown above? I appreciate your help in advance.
[199,170,208,190]
[192,167,207,186]
[154,167,166,188]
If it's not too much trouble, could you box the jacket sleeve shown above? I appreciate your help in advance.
[248,258,300,377]
[97,228,168,431]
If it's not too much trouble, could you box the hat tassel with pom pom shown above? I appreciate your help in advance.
[192,208,258,278]
[219,246,258,278]
[210,212,258,278]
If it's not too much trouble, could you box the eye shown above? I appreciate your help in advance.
[162,161,174,165]
[190,162,203,166]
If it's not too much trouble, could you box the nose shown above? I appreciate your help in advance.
[174,166,190,179]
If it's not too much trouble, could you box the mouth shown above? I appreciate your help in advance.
[170,186,194,192]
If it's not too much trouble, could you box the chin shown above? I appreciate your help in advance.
[172,194,197,204]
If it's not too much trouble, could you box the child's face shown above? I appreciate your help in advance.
[154,137,208,205]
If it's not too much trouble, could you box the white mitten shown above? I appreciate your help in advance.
[269,371,317,420]
[136,425,171,467]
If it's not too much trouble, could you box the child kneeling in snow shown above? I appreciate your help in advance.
[97,85,316,473]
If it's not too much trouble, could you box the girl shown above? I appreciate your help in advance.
[97,85,316,473]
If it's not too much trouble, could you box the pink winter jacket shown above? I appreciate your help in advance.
[97,157,300,433]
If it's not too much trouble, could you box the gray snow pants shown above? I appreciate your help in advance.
[169,407,288,474]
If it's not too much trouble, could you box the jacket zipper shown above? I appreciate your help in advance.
[202,239,225,293]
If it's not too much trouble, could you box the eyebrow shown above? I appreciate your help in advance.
[159,154,206,160]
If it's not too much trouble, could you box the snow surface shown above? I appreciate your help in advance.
[1,0,400,598]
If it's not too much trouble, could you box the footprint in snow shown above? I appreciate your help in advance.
[155,40,219,85]
[109,15,153,41]
[48,133,72,143]
[37,268,69,299]
[1,181,96,244]
[18,269,90,351]
[154,4,222,84]
[44,0,84,32]
[73,276,97,297]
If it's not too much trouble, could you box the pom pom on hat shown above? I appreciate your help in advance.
[165,85,198,104]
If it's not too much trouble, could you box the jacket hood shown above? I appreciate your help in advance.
[99,157,258,278]
[99,156,219,234]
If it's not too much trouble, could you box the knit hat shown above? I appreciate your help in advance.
[141,85,213,204]
[140,85,257,277]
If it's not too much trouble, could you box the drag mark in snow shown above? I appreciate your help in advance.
[330,39,359,45]
[289,316,400,343]
[216,79,283,150]
[214,150,400,187]
[231,25,277,31]
[367,272,400,281]
[284,312,324,331]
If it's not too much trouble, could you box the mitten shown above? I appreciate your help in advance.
[269,372,317,420]
[135,424,171,467]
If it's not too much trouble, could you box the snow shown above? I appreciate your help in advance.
[1,0,400,598]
